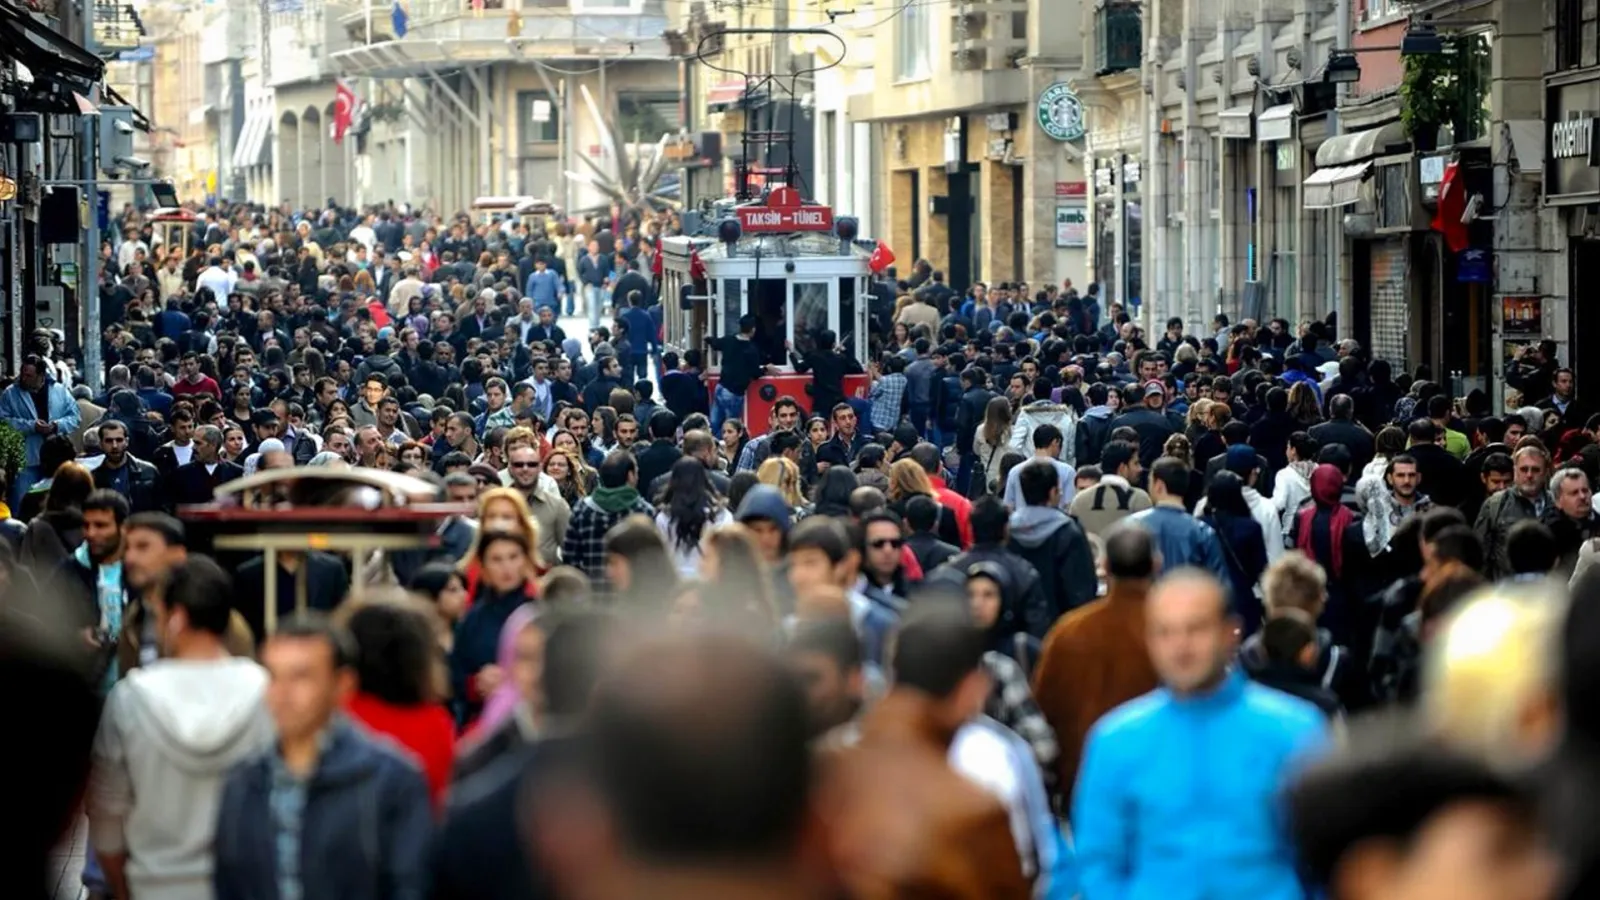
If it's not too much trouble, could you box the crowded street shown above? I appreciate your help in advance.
[2,0,1597,897]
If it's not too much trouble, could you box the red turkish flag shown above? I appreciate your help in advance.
[869,240,895,274]
[1432,161,1470,253]
[333,81,357,145]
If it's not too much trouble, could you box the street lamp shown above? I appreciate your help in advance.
[1319,22,1450,85]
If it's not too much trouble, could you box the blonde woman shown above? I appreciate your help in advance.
[459,488,544,593]
[757,456,810,519]
[544,446,589,507]
[887,458,962,547]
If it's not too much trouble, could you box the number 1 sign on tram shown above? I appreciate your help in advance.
[735,186,836,234]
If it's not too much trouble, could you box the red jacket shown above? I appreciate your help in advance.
[930,476,975,548]
[345,692,456,810]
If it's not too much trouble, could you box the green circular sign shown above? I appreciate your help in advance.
[1038,82,1086,142]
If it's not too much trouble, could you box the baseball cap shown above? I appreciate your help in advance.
[1142,381,1165,398]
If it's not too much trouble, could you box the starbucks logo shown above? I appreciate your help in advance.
[1037,82,1086,142]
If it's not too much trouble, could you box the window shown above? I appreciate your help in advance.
[894,1,931,81]
[616,92,681,140]
[1557,0,1582,69]
[1362,0,1394,22]
[792,282,831,355]
[517,91,559,146]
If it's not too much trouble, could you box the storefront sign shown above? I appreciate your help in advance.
[662,132,722,169]
[1457,248,1491,284]
[1055,206,1087,248]
[735,186,835,234]
[1502,296,1542,337]
[1552,117,1596,161]
[1547,80,1600,201]
[1055,181,1087,198]
[1037,83,1086,142]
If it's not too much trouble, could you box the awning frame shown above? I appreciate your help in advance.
[232,111,272,170]
[0,0,103,93]
[1258,104,1295,142]
[1220,105,1253,140]
[1303,161,1372,209]
[1315,121,1406,167]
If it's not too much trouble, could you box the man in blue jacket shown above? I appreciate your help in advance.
[212,616,432,900]
[1073,569,1328,900]
[1126,457,1230,588]
[0,354,80,508]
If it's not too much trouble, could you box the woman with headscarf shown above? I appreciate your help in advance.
[453,603,544,783]
[1289,463,1371,647]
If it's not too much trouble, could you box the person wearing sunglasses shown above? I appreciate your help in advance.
[504,443,571,567]
[857,509,912,614]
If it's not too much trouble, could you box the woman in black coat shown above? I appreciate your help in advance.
[1200,472,1270,636]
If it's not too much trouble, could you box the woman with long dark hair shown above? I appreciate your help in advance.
[604,514,679,613]
[1290,463,1370,646]
[655,457,733,575]
[449,529,538,728]
[812,466,859,519]
[1199,471,1270,635]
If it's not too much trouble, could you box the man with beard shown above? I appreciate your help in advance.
[150,408,197,478]
[169,425,245,507]
[93,420,161,513]
[47,490,132,689]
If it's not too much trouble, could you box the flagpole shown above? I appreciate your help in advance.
[365,0,372,45]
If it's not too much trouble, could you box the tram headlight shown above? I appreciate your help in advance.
[717,219,743,245]
[835,216,859,242]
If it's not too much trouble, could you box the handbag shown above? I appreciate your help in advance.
[968,442,1001,500]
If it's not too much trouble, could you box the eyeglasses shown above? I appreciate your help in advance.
[869,538,904,550]
[510,461,541,469]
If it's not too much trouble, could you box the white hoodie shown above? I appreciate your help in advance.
[89,657,274,900]
[1196,485,1287,559]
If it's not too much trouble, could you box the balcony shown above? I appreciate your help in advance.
[333,0,669,75]
[267,0,356,87]
[1094,1,1140,76]
[949,0,1026,72]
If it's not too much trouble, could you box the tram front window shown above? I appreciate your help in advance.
[793,282,830,358]
[838,278,858,362]
[753,278,788,365]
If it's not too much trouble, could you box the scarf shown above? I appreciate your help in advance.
[473,604,542,737]
[1297,463,1353,577]
[590,484,641,514]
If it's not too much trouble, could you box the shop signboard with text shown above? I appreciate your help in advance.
[1547,78,1600,203]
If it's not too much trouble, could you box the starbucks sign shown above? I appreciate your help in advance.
[1037,82,1086,142]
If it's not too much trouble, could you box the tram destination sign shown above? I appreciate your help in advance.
[735,186,836,234]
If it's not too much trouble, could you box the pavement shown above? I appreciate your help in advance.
[48,816,89,900]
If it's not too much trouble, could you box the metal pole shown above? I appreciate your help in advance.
[83,1,102,393]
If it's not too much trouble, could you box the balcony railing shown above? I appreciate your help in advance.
[949,0,1026,72]
[350,0,667,49]
[1094,1,1141,76]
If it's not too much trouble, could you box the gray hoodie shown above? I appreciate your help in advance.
[1008,504,1071,549]
[89,657,274,900]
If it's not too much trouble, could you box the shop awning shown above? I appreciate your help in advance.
[1220,106,1253,140]
[232,111,272,169]
[707,78,766,111]
[1303,162,1371,209]
[1315,121,1405,167]
[0,0,103,93]
[1258,104,1295,142]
